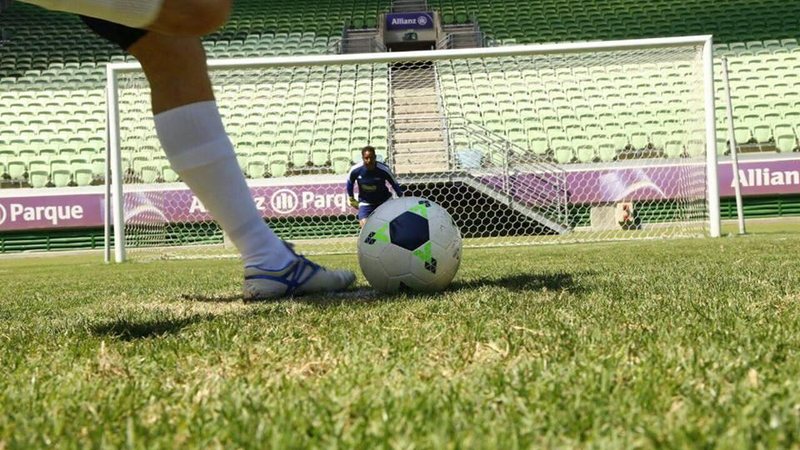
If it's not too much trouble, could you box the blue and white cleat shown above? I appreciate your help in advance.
[242,255,355,301]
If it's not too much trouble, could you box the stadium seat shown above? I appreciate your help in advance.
[29,170,49,188]
[7,160,27,180]
[575,144,596,163]
[752,125,772,144]
[162,165,180,183]
[140,165,160,184]
[554,146,574,164]
[51,169,72,187]
[664,140,685,159]
[597,142,617,162]
[774,125,797,152]
[246,161,268,179]
[74,168,93,186]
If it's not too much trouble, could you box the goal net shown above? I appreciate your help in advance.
[106,36,718,262]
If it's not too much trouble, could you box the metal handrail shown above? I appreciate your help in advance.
[387,114,566,175]
[385,113,569,225]
[430,62,452,167]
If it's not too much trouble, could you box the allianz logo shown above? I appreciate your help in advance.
[391,15,429,26]
[0,202,84,226]
[268,189,348,215]
[734,168,800,187]
[188,190,348,216]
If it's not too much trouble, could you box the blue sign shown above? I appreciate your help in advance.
[386,12,434,30]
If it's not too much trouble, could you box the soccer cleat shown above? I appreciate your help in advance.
[242,255,356,301]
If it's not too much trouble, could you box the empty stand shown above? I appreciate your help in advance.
[1,0,800,188]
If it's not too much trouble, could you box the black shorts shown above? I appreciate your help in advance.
[80,16,148,51]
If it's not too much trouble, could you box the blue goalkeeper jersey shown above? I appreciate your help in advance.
[346,162,404,205]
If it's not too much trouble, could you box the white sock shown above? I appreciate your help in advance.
[154,101,294,270]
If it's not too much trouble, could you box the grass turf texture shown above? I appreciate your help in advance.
[1,222,799,448]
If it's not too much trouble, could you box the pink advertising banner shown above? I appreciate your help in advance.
[1,156,798,232]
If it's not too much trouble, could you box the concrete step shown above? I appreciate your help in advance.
[392,123,442,132]
[393,130,443,142]
[393,115,441,123]
[394,154,449,166]
[394,160,451,174]
[395,165,449,175]
[392,117,440,127]
[393,104,439,115]
[392,141,447,153]
[392,123,442,133]
[392,89,437,105]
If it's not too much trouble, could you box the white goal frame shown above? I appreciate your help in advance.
[105,35,720,263]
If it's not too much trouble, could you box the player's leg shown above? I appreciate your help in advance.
[80,20,354,299]
[127,32,355,299]
[18,0,230,36]
[357,204,376,228]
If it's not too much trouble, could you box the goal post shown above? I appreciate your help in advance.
[105,35,719,262]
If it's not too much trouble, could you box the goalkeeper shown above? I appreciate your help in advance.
[12,0,356,300]
[346,146,404,228]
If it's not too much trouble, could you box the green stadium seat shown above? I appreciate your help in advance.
[140,165,160,183]
[74,167,93,186]
[734,126,752,145]
[553,146,574,164]
[290,147,311,168]
[630,132,649,150]
[90,157,105,178]
[29,170,49,188]
[28,159,49,174]
[331,152,351,175]
[597,142,617,161]
[246,160,267,179]
[51,169,72,187]
[774,124,797,152]
[663,139,684,158]
[162,165,180,182]
[575,144,596,163]
[7,160,26,180]
[609,132,628,150]
[752,125,772,143]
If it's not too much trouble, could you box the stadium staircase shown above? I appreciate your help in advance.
[389,63,449,174]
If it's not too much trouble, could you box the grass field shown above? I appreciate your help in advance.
[2,221,800,448]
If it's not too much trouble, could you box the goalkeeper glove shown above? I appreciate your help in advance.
[349,197,359,208]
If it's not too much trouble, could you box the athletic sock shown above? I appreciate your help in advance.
[154,100,294,269]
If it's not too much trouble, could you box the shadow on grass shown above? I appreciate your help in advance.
[90,314,213,340]
[177,271,591,308]
[180,293,242,303]
[296,270,591,308]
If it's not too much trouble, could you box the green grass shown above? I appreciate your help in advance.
[2,223,800,449]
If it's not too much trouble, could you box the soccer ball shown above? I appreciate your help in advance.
[358,197,462,293]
